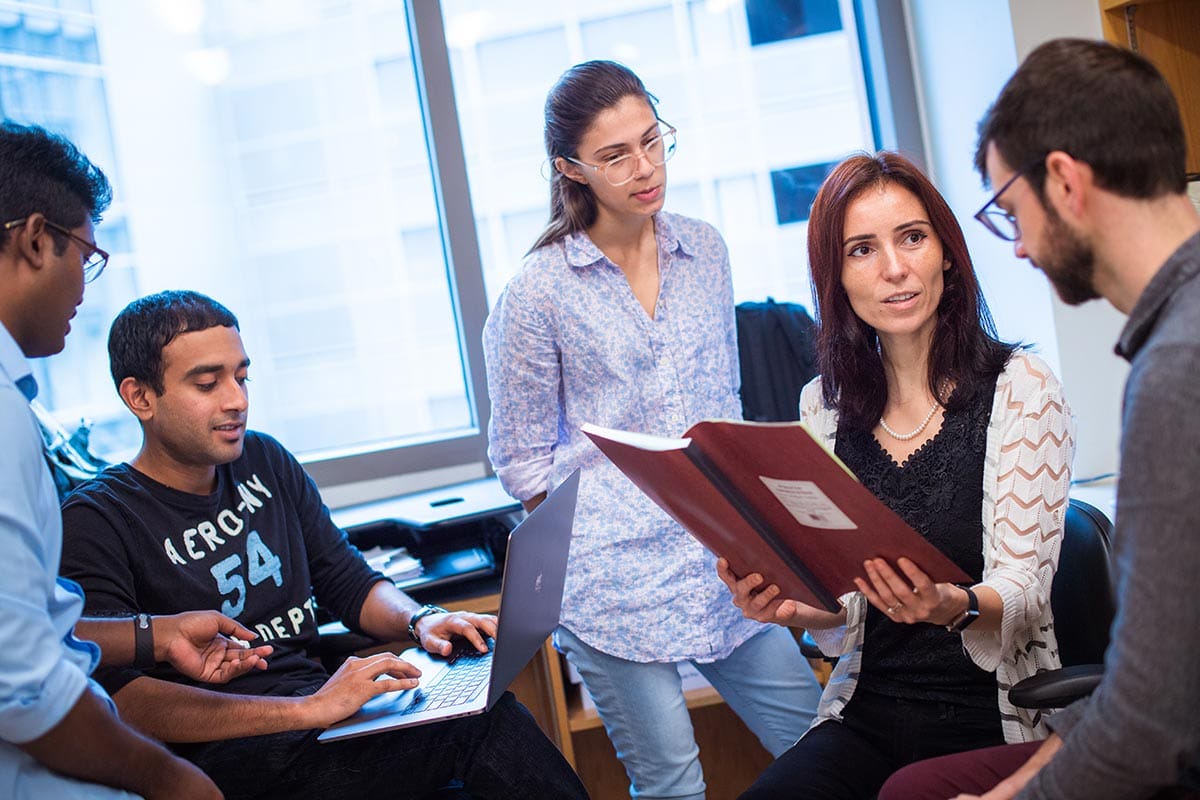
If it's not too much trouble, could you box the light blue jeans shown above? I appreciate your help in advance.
[556,624,821,800]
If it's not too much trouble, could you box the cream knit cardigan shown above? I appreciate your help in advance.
[804,351,1076,744]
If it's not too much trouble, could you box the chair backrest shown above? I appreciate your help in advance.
[1052,498,1117,667]
[735,299,818,422]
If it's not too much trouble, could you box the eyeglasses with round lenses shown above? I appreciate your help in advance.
[2,216,110,282]
[564,124,677,187]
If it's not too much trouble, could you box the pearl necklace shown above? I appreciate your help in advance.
[879,401,940,441]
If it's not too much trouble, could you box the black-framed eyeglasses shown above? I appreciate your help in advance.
[3,216,110,282]
[563,123,677,187]
[973,168,1027,242]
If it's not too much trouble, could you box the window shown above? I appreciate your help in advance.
[2,0,482,480]
[7,0,907,495]
[445,0,879,309]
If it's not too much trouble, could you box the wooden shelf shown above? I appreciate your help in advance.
[441,591,500,614]
[565,682,725,733]
[1100,0,1177,10]
[564,675,774,800]
[1100,0,1200,174]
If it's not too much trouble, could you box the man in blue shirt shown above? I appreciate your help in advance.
[0,121,270,800]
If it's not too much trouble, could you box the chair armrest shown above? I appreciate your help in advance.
[1008,664,1104,709]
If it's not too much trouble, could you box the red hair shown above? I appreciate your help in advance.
[807,151,1012,429]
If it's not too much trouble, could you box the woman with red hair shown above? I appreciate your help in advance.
[721,152,1075,800]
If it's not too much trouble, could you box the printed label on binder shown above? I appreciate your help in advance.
[759,477,857,530]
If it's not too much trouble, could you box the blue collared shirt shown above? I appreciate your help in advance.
[483,212,765,662]
[0,321,114,796]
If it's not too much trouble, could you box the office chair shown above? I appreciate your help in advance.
[733,298,830,670]
[1008,497,1115,708]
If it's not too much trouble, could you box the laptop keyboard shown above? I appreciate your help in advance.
[401,640,494,715]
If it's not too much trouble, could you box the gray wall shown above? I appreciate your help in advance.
[905,0,1121,483]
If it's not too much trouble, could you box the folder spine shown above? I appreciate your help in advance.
[683,445,838,610]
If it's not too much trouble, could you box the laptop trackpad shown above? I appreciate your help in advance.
[351,649,448,719]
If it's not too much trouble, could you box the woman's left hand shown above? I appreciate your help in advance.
[854,557,963,626]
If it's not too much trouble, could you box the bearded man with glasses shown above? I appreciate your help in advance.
[879,37,1200,800]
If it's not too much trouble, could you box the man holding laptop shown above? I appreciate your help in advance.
[59,290,587,799]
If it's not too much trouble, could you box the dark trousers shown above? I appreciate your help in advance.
[738,689,1005,800]
[880,742,1200,800]
[174,692,588,800]
[879,741,1040,800]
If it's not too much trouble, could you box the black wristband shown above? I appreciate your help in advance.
[407,604,447,643]
[946,586,981,632]
[134,613,156,669]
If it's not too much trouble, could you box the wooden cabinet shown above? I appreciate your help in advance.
[412,589,780,798]
[546,646,775,799]
[1099,0,1200,173]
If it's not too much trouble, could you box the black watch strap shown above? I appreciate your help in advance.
[134,613,156,669]
[946,586,981,633]
[407,604,448,643]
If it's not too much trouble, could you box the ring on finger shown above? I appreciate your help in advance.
[886,604,900,615]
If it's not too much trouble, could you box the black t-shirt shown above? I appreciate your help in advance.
[60,431,384,698]
[835,377,999,708]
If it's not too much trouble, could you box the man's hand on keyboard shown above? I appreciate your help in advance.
[306,652,423,727]
[413,610,498,657]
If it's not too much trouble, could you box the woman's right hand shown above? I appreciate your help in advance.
[716,558,847,629]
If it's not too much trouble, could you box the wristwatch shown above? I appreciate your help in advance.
[945,586,980,633]
[407,604,448,642]
[134,612,156,669]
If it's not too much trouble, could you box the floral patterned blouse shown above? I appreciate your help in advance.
[482,211,765,662]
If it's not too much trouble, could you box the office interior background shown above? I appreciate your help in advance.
[1,0,1122,510]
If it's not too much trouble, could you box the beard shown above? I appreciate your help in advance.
[1037,201,1100,306]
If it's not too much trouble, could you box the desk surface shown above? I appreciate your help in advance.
[317,579,504,638]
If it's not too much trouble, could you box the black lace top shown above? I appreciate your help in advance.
[834,374,1000,708]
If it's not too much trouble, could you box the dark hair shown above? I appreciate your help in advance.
[808,151,1013,430]
[0,121,112,252]
[108,290,239,394]
[529,60,658,253]
[976,38,1185,199]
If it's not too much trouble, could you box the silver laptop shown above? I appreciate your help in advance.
[318,469,579,742]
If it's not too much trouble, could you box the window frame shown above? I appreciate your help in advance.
[306,0,924,496]
[301,0,493,489]
[12,0,918,497]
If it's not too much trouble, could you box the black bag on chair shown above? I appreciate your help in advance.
[735,298,819,422]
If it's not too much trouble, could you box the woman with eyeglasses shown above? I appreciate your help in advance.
[719,151,1075,800]
[483,60,821,800]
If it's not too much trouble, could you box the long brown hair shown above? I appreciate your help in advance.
[808,151,1013,430]
[528,60,658,254]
